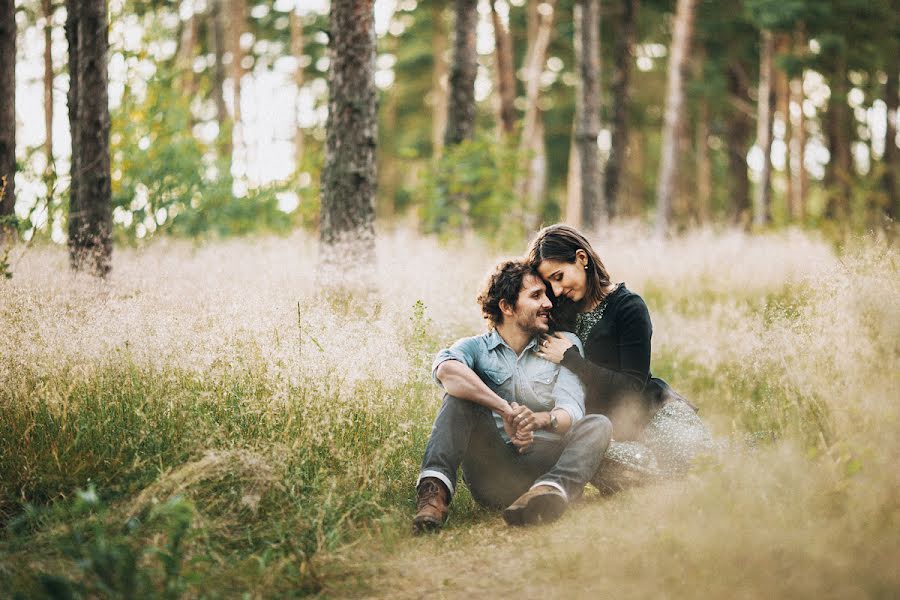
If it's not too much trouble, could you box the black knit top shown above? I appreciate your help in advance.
[560,283,672,438]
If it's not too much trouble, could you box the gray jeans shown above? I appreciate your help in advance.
[418,395,612,508]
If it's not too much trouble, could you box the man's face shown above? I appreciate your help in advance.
[511,274,553,336]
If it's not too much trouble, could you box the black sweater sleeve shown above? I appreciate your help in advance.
[560,294,652,408]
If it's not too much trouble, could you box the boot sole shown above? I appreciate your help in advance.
[412,515,444,534]
[502,493,567,526]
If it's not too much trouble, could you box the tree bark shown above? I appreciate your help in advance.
[291,6,305,168]
[696,89,712,223]
[0,0,15,229]
[774,32,792,220]
[490,0,516,138]
[753,29,774,228]
[565,116,581,227]
[209,0,231,159]
[824,49,851,221]
[444,0,478,147]
[65,0,78,235]
[726,61,752,226]
[882,44,898,222]
[177,1,199,98]
[605,0,637,220]
[43,0,54,172]
[655,0,696,237]
[430,2,449,158]
[319,0,377,272]
[518,0,557,231]
[68,0,112,276]
[575,0,602,229]
[228,0,247,153]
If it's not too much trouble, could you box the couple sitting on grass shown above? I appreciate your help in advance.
[414,224,714,532]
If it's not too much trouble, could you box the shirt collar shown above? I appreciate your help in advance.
[486,329,541,354]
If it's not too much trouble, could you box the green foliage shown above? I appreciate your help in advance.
[420,136,525,248]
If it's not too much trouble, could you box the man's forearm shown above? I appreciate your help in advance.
[435,360,513,417]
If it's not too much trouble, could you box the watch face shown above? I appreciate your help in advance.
[550,414,558,430]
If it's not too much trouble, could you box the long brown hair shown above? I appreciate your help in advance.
[525,224,613,329]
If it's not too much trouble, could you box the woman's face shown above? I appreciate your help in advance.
[537,253,588,303]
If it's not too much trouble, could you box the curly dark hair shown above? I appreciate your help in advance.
[476,260,536,329]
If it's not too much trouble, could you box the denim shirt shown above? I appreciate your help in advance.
[431,329,586,442]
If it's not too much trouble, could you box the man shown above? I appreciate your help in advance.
[413,260,613,532]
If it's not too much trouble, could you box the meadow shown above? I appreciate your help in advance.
[0,226,897,598]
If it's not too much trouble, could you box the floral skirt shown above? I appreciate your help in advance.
[591,398,714,494]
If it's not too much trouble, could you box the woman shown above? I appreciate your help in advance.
[526,224,712,491]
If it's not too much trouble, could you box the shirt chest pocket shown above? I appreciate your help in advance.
[525,368,558,411]
[482,367,513,395]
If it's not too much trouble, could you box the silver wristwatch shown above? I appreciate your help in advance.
[549,412,559,432]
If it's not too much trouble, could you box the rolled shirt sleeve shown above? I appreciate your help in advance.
[431,336,481,388]
[552,332,586,424]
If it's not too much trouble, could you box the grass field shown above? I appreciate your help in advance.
[1,226,897,598]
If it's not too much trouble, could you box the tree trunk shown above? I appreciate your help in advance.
[444,0,478,147]
[882,44,898,222]
[518,0,557,231]
[319,0,377,273]
[0,0,15,230]
[431,2,449,158]
[291,6,305,169]
[753,29,774,228]
[228,0,247,153]
[209,0,232,159]
[655,0,696,237]
[726,61,752,226]
[177,1,199,98]
[789,23,807,221]
[774,32,792,220]
[490,0,516,138]
[605,0,637,220]
[575,0,602,229]
[65,0,78,236]
[696,91,712,224]
[565,116,582,227]
[43,0,54,172]
[68,0,112,276]
[824,49,851,220]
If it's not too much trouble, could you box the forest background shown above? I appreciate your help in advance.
[0,0,898,598]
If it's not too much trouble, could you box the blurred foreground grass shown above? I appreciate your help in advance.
[0,227,897,598]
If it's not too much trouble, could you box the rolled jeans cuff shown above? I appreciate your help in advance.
[417,469,455,498]
[530,480,568,502]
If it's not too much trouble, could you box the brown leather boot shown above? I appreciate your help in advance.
[412,478,450,534]
[502,485,567,526]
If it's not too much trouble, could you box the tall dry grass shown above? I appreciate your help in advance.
[0,226,897,597]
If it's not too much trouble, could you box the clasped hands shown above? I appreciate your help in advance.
[503,402,551,454]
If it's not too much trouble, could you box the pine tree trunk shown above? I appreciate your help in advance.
[882,45,898,222]
[565,116,582,227]
[291,7,305,169]
[518,0,557,231]
[726,61,752,226]
[575,0,602,229]
[228,0,247,153]
[0,0,16,229]
[655,0,696,237]
[209,0,231,159]
[753,29,774,228]
[43,0,54,172]
[605,0,637,220]
[65,0,78,234]
[696,92,712,224]
[444,0,478,146]
[319,0,377,273]
[824,50,851,220]
[789,71,806,220]
[490,0,516,138]
[177,1,199,98]
[775,32,792,220]
[68,0,112,276]
[431,2,449,158]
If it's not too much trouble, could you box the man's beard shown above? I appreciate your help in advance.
[518,310,550,337]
